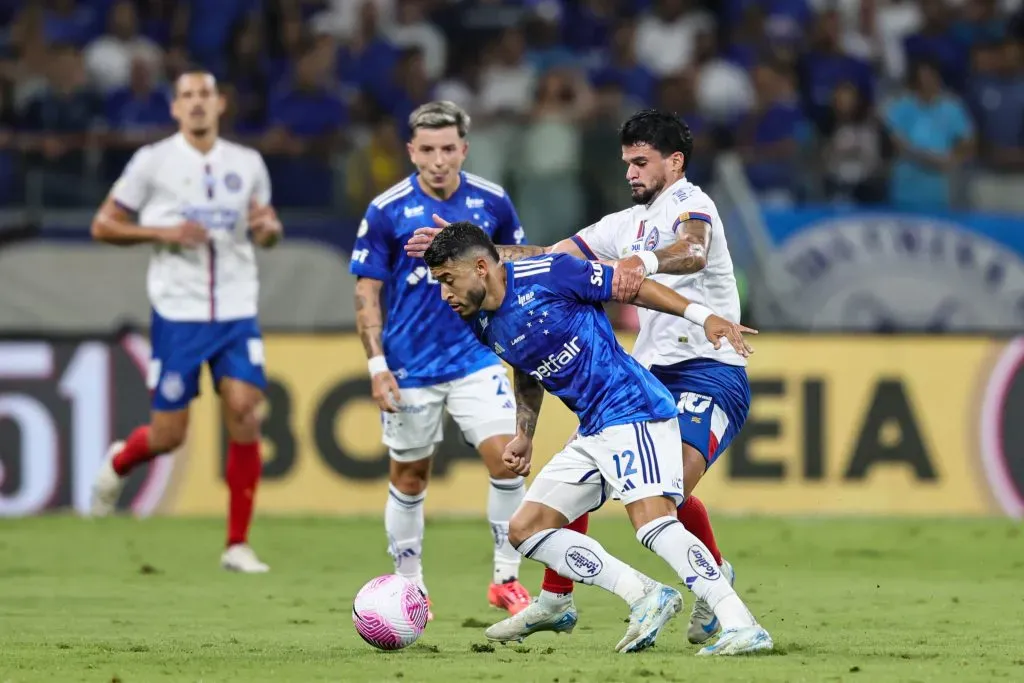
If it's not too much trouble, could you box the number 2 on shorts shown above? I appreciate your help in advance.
[612,449,638,479]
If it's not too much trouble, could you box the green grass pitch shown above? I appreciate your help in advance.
[1,516,1022,682]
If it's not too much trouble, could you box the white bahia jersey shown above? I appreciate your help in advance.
[571,177,744,368]
[111,133,271,322]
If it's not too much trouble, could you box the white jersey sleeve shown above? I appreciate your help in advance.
[571,212,628,261]
[112,146,157,211]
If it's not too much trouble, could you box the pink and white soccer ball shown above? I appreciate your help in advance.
[352,574,429,650]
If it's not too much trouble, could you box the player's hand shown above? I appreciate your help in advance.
[403,214,450,258]
[703,314,758,357]
[502,433,534,477]
[249,198,282,248]
[611,255,646,302]
[371,370,402,413]
[161,220,209,248]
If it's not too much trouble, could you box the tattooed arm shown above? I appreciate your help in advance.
[355,277,400,412]
[513,367,545,437]
[653,218,710,274]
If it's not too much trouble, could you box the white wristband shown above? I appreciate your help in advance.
[636,250,659,275]
[683,303,713,326]
[368,355,389,376]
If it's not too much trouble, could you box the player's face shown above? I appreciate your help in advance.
[172,74,225,136]
[408,126,468,194]
[430,259,487,318]
[622,144,683,205]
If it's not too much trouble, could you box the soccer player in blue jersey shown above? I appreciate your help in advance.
[423,222,772,656]
[350,102,531,618]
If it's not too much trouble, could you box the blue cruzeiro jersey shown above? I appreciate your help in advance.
[350,172,526,387]
[469,253,677,436]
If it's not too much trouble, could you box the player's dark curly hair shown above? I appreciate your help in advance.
[423,221,500,268]
[619,109,694,171]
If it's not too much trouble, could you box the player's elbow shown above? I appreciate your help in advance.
[90,215,110,242]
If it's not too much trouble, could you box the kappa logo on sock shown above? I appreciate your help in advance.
[565,546,603,579]
[491,523,508,549]
[687,545,720,581]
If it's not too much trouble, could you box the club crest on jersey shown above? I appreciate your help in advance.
[223,172,242,192]
[630,221,659,253]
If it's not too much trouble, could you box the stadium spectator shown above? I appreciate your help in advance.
[103,56,174,180]
[524,5,578,74]
[172,0,260,68]
[903,0,966,90]
[657,71,714,187]
[883,59,974,210]
[478,26,535,119]
[635,0,716,77]
[224,17,273,134]
[967,39,1024,172]
[337,0,400,102]
[376,46,435,138]
[19,43,102,206]
[84,0,164,93]
[588,18,658,110]
[345,113,407,212]
[563,0,619,55]
[800,8,875,129]
[386,0,447,81]
[953,0,1009,48]
[736,61,808,206]
[820,81,885,205]
[42,0,101,48]
[691,28,754,124]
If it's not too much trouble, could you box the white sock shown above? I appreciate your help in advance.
[516,528,652,605]
[539,589,573,608]
[385,484,426,592]
[488,476,525,584]
[637,516,756,630]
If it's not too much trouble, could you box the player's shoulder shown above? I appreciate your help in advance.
[511,252,583,284]
[218,137,265,164]
[369,176,416,212]
[462,172,509,200]
[664,180,718,225]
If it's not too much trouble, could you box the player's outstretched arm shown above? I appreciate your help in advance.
[355,277,401,413]
[631,279,757,358]
[504,368,544,476]
[403,214,587,262]
[91,195,207,247]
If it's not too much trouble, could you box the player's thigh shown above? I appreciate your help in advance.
[674,381,749,471]
[209,318,268,411]
[445,365,516,451]
[148,312,206,414]
[523,445,607,524]
[588,419,685,524]
[382,384,446,459]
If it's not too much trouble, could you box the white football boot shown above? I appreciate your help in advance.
[89,441,126,517]
[616,583,684,653]
[485,596,578,643]
[696,625,773,656]
[221,544,270,573]
[688,559,736,643]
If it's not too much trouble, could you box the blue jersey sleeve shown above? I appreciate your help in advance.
[350,203,395,281]
[547,253,614,303]
[494,194,526,246]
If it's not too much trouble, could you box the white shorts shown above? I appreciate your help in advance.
[524,418,684,522]
[382,365,516,461]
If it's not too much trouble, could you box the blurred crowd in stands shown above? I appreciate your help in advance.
[1,0,1023,241]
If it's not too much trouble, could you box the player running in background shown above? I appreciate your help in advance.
[88,71,281,573]
[407,109,750,644]
[423,222,770,656]
[350,101,531,618]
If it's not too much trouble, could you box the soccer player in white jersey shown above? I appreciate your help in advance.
[88,71,282,573]
[422,222,770,655]
[406,110,752,645]
[350,101,532,618]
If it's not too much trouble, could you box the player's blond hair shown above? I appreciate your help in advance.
[408,101,471,138]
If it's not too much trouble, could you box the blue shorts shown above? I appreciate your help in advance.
[148,310,267,411]
[648,358,750,468]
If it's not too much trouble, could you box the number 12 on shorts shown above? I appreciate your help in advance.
[612,450,638,479]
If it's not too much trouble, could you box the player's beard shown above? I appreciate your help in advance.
[630,178,664,205]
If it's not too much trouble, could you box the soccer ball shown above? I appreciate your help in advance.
[352,574,429,650]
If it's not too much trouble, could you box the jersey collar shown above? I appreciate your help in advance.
[648,175,691,211]
[173,132,224,161]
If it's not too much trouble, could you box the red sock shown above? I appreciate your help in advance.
[226,441,262,547]
[541,513,590,595]
[111,426,154,476]
[677,496,723,566]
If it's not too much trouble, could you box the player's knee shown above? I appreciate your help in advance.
[507,507,546,549]
[389,456,431,496]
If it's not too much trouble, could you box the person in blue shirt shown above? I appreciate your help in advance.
[422,221,772,657]
[883,60,974,210]
[350,101,531,620]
